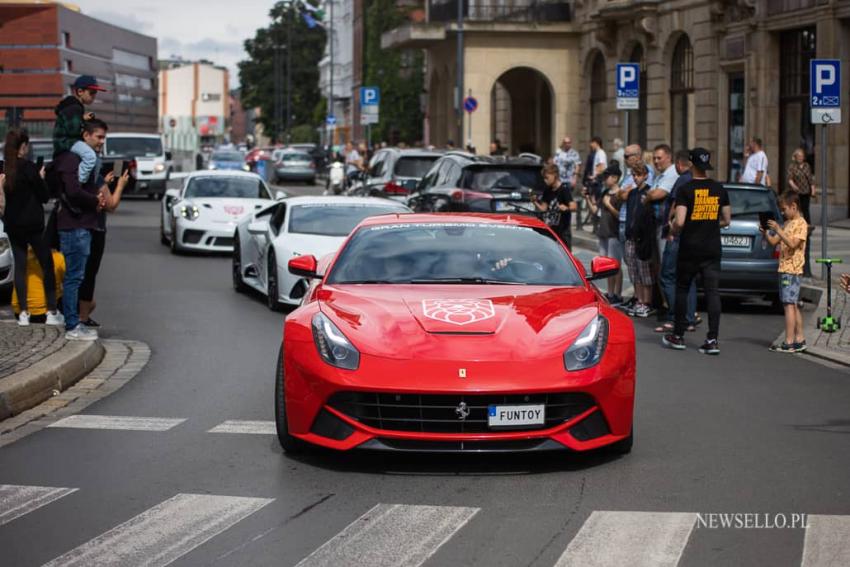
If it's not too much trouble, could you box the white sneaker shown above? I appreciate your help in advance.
[65,324,98,341]
[17,311,30,327]
[46,311,65,326]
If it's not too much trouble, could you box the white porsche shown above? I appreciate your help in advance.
[232,196,410,310]
[161,171,282,254]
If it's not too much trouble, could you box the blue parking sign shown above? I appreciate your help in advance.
[616,63,640,110]
[360,86,380,107]
[810,59,841,124]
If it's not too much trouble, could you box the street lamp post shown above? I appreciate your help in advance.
[286,6,292,144]
[329,0,335,147]
[456,0,464,147]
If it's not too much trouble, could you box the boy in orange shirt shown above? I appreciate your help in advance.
[762,192,808,352]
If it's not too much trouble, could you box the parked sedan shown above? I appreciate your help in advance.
[160,171,275,254]
[351,148,442,201]
[0,221,12,302]
[718,183,782,301]
[232,196,410,310]
[273,150,316,184]
[208,150,249,172]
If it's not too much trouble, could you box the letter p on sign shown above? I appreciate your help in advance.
[816,64,835,92]
[620,66,635,85]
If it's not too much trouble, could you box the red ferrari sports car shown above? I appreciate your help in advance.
[275,214,635,454]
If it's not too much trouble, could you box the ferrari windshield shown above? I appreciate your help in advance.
[288,204,406,236]
[184,177,270,199]
[327,223,583,286]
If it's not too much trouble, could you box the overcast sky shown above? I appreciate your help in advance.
[75,0,278,85]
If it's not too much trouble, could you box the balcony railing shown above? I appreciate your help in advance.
[429,0,571,23]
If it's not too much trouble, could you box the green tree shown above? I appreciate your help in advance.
[239,2,325,142]
[364,0,424,144]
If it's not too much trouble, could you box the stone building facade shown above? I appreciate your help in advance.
[385,0,850,220]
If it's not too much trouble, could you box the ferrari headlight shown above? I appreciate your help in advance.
[312,312,360,370]
[180,204,200,220]
[0,237,9,254]
[564,315,608,371]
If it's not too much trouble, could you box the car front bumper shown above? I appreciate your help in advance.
[173,221,237,252]
[281,337,635,453]
[275,168,315,181]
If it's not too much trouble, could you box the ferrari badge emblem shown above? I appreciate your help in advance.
[458,368,467,378]
[455,402,470,420]
[422,299,495,326]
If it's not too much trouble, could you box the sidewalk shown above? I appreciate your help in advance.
[0,312,104,420]
[800,284,850,367]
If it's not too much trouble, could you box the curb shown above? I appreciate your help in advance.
[0,340,105,420]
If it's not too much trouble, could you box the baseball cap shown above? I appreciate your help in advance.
[72,75,108,92]
[689,147,714,170]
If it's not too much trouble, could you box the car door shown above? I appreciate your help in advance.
[243,202,280,282]
[258,202,287,288]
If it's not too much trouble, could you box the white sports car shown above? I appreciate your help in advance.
[161,171,282,254]
[232,196,410,310]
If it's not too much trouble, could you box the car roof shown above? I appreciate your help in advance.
[282,195,411,208]
[722,182,775,191]
[185,170,265,181]
[357,212,547,229]
[106,133,162,139]
[379,148,444,158]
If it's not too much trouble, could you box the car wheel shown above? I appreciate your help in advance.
[275,346,305,453]
[232,234,249,293]
[266,252,282,311]
[169,221,181,255]
[606,428,633,455]
[160,216,169,246]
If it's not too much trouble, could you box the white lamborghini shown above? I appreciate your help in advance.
[161,171,282,254]
[232,196,410,310]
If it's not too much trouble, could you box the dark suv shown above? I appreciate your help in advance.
[351,148,443,201]
[407,153,545,215]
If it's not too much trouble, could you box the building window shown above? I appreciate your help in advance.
[627,44,647,149]
[64,60,73,73]
[670,35,694,152]
[115,73,152,90]
[113,48,151,71]
[589,51,607,138]
[779,27,816,180]
[728,73,745,180]
[62,32,70,48]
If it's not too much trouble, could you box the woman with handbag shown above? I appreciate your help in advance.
[786,148,816,277]
[2,129,64,327]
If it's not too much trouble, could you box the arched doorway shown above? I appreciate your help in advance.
[670,34,695,152]
[627,44,647,149]
[490,67,553,156]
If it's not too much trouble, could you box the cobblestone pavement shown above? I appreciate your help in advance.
[0,322,66,380]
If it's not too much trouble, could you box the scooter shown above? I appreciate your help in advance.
[815,257,843,332]
[325,161,345,195]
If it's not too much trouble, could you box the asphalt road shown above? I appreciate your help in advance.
[1,183,849,567]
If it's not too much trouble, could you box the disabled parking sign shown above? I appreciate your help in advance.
[616,63,640,110]
[810,59,841,124]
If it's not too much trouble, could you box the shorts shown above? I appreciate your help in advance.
[779,273,801,305]
[624,240,653,287]
[597,237,623,263]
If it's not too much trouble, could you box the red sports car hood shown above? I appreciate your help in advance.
[318,285,599,361]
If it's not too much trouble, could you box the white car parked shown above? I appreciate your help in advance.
[232,196,410,310]
[161,171,280,254]
[0,220,13,300]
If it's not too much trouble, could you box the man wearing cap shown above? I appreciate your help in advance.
[53,75,107,184]
[663,148,731,355]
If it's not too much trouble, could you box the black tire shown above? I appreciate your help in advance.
[606,428,633,455]
[160,216,169,246]
[169,221,181,255]
[266,252,282,311]
[232,233,248,293]
[275,346,305,453]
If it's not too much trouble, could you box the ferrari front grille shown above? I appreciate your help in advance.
[327,391,595,434]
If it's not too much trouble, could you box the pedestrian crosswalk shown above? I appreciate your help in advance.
[1,483,848,567]
[48,415,186,432]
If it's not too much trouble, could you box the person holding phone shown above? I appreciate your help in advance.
[2,128,64,327]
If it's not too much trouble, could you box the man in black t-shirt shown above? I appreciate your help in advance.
[663,148,731,355]
[534,163,576,249]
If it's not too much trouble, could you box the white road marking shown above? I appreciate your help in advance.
[41,493,273,567]
[0,484,78,527]
[208,420,276,435]
[802,515,850,567]
[295,503,479,567]
[554,511,697,567]
[47,415,186,431]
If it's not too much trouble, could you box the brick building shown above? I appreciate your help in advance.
[0,1,158,139]
[385,0,850,220]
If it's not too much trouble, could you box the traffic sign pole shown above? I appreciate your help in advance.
[467,89,472,146]
[821,123,828,279]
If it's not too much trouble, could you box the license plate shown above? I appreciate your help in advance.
[722,235,751,248]
[487,404,545,428]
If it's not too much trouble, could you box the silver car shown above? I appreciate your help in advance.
[0,221,12,300]
[272,149,316,184]
[718,183,782,301]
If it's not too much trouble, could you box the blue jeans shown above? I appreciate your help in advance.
[660,237,696,324]
[59,229,92,330]
[71,140,98,184]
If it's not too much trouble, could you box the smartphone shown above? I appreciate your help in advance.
[0,161,4,175]
[36,156,44,170]
[112,160,123,177]
[758,211,775,230]
[122,160,131,174]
